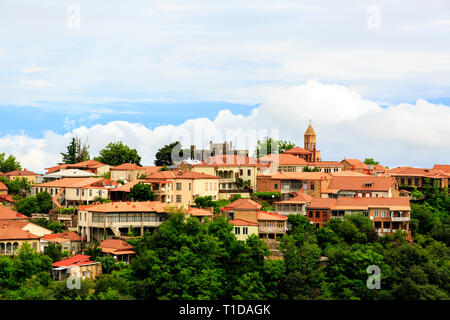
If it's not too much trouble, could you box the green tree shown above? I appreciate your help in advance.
[31,218,65,233]
[302,166,320,172]
[44,243,68,262]
[363,158,379,165]
[36,191,53,213]
[94,141,141,166]
[14,197,40,216]
[61,136,90,164]
[255,137,296,158]
[0,153,21,173]
[194,196,214,208]
[128,183,156,201]
[154,141,184,166]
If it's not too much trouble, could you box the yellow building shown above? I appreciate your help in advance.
[3,169,39,184]
[192,155,268,200]
[110,163,146,182]
[0,221,42,254]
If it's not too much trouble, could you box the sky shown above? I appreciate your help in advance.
[0,0,449,173]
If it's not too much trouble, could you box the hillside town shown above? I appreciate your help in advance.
[0,121,449,300]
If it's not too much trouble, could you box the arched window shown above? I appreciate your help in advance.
[6,242,12,254]
[0,243,5,254]
[13,242,19,253]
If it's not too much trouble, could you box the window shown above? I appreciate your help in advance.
[76,189,79,196]
[228,183,232,189]
[222,183,226,189]
[235,227,240,235]
[176,195,182,203]
[81,189,85,197]
[363,211,369,217]
[310,182,314,191]
[176,183,182,191]
[415,178,419,186]
[247,169,251,176]
[401,178,405,185]
[189,183,191,191]
[407,178,412,185]
[374,210,379,217]
[381,210,386,217]
[240,169,243,176]
[309,211,313,218]
[89,190,92,197]
[315,211,320,218]
[243,227,248,235]
[98,190,102,196]
[274,183,278,189]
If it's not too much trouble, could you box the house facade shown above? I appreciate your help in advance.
[110,163,146,182]
[321,175,399,198]
[3,169,39,184]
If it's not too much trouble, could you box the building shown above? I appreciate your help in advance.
[221,199,287,242]
[259,153,308,174]
[387,167,450,190]
[45,160,110,176]
[321,176,399,198]
[305,161,344,173]
[41,169,95,182]
[193,155,269,199]
[78,201,169,242]
[256,171,331,200]
[0,182,8,196]
[110,163,146,182]
[99,239,136,263]
[274,192,314,216]
[303,121,322,162]
[341,159,372,175]
[190,141,249,162]
[43,231,82,255]
[0,221,42,254]
[32,177,118,208]
[51,254,102,281]
[0,204,30,221]
[3,169,39,184]
[306,197,411,240]
[185,207,214,222]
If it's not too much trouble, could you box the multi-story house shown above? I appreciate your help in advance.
[305,161,344,174]
[274,192,314,216]
[110,163,146,182]
[110,170,220,209]
[387,167,450,191]
[306,197,412,240]
[259,153,308,174]
[32,177,118,208]
[190,140,249,162]
[45,160,110,176]
[341,159,372,175]
[78,201,169,242]
[321,175,399,198]
[221,198,287,243]
[3,169,39,184]
[256,171,331,200]
[193,155,269,199]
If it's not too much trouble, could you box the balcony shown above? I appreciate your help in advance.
[391,216,410,222]
[258,225,286,234]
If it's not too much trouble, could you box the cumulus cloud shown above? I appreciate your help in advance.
[1,81,449,173]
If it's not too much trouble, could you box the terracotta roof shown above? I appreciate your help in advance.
[111,163,143,170]
[388,167,450,178]
[0,222,40,240]
[268,171,330,180]
[146,170,219,180]
[44,231,81,242]
[79,201,168,213]
[257,211,288,221]
[307,161,343,167]
[222,198,262,211]
[45,160,108,174]
[100,239,134,250]
[142,166,162,175]
[229,219,258,226]
[308,197,410,211]
[52,254,95,268]
[275,192,314,204]
[0,205,30,220]
[4,169,39,177]
[0,195,15,203]
[0,182,8,191]
[109,180,145,192]
[283,146,312,155]
[342,159,369,171]
[259,154,307,166]
[186,207,213,216]
[433,164,450,173]
[33,177,115,188]
[330,171,369,177]
[324,176,395,192]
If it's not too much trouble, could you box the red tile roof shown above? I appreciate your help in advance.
[142,166,162,175]
[275,192,314,204]
[0,222,40,240]
[52,254,95,268]
[111,163,143,170]
[283,146,312,155]
[0,205,30,220]
[146,170,219,180]
[44,231,82,242]
[187,207,213,216]
[433,164,450,173]
[307,197,410,210]
[229,219,258,226]
[79,201,168,213]
[0,182,8,191]
[34,177,116,188]
[257,211,288,221]
[4,169,39,177]
[0,195,15,203]
[388,167,450,178]
[222,198,262,211]
[268,171,330,180]
[45,160,108,174]
[325,176,396,192]
[99,239,136,255]
[259,154,307,165]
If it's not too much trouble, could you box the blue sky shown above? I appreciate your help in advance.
[0,0,449,172]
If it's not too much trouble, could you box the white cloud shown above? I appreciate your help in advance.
[19,79,52,87]
[1,81,449,173]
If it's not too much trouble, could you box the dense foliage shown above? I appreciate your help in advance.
[0,153,21,173]
[154,141,184,166]
[128,183,156,201]
[94,141,141,166]
[0,176,32,195]
[60,136,90,164]
[255,137,296,158]
[14,192,53,216]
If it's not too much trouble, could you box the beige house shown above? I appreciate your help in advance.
[3,169,39,184]
[111,171,220,209]
[193,155,269,200]
[52,254,102,281]
[78,201,170,242]
[32,177,118,208]
[110,163,146,182]
[321,176,399,198]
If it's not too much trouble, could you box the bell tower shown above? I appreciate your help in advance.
[304,120,321,161]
